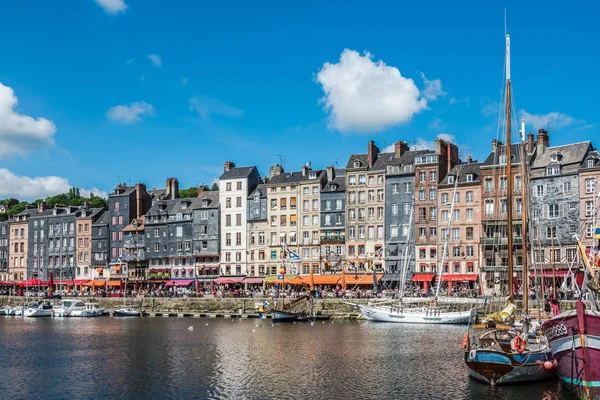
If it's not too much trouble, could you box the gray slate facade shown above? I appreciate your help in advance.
[192,191,220,276]
[384,150,416,278]
[529,134,591,267]
[92,211,109,268]
[0,221,8,275]
[320,167,346,267]
[29,205,78,280]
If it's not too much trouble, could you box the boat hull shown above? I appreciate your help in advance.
[271,310,301,322]
[24,308,53,318]
[72,308,105,317]
[464,348,555,385]
[542,301,600,400]
[359,305,475,324]
[113,310,141,317]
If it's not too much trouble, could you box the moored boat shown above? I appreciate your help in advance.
[52,299,86,317]
[24,301,53,318]
[71,303,105,317]
[113,308,142,317]
[360,304,475,324]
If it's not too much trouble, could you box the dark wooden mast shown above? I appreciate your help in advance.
[505,32,514,302]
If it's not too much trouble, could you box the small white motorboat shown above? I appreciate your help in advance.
[71,303,105,317]
[52,300,86,317]
[24,302,53,318]
[113,308,141,317]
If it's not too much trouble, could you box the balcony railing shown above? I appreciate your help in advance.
[320,235,346,243]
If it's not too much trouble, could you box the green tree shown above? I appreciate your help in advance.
[178,187,199,198]
[211,182,219,191]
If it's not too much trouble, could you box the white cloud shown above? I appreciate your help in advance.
[419,72,446,101]
[0,169,107,200]
[147,53,162,67]
[519,110,583,131]
[189,96,244,119]
[106,101,155,124]
[94,0,127,15]
[428,117,442,130]
[0,82,57,158]
[449,97,470,107]
[182,77,189,85]
[481,99,499,117]
[411,133,456,150]
[316,49,428,133]
[80,187,109,199]
[126,58,134,65]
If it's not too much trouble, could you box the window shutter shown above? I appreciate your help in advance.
[542,205,548,219]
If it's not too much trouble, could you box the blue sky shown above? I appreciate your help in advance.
[0,0,598,199]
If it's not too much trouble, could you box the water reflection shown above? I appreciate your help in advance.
[0,317,575,399]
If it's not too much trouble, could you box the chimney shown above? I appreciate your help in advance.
[326,165,335,182]
[170,178,179,200]
[197,186,205,197]
[263,176,268,184]
[394,141,409,159]
[536,128,549,155]
[83,201,89,209]
[165,178,172,199]
[269,164,283,178]
[446,141,452,178]
[37,201,46,213]
[367,140,380,167]
[302,165,308,176]
[492,139,503,154]
[224,161,235,172]
[527,132,535,154]
[135,183,146,219]
[467,156,472,164]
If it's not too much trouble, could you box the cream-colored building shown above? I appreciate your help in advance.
[298,165,327,275]
[266,165,301,275]
[580,150,600,250]
[9,210,32,281]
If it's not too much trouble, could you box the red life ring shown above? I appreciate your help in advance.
[462,333,470,349]
[513,335,525,353]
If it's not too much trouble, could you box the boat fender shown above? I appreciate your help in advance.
[462,333,470,349]
[513,336,525,353]
[543,361,554,370]
[469,349,477,360]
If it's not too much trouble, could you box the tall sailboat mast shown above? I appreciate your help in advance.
[520,118,529,312]
[505,31,514,302]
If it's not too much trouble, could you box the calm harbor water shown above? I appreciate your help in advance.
[0,316,575,400]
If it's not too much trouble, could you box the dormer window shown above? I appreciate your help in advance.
[353,161,361,168]
[499,155,507,165]
[176,213,183,221]
[254,193,260,203]
[202,200,209,207]
[466,174,473,182]
[329,184,337,191]
[588,159,595,168]
[550,151,562,162]
[547,165,560,176]
[309,172,317,179]
[447,175,455,184]
[181,202,188,210]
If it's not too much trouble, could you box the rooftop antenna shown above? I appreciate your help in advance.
[547,121,550,133]
[274,153,286,169]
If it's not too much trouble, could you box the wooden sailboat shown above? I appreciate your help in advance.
[463,28,555,385]
[542,203,600,399]
[358,198,478,324]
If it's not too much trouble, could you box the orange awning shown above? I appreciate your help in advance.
[96,267,103,273]
[85,279,105,287]
[114,265,121,272]
[271,274,384,286]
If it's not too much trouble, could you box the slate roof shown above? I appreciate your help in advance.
[248,183,267,199]
[439,163,482,186]
[530,141,591,179]
[93,211,110,226]
[111,185,136,196]
[581,150,600,170]
[481,144,524,167]
[196,192,220,209]
[148,188,166,200]
[76,207,104,220]
[299,169,326,183]
[323,169,346,192]
[345,154,370,170]
[219,166,257,180]
[267,171,303,186]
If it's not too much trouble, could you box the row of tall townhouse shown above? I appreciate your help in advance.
[2,131,599,290]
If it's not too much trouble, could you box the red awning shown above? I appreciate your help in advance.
[243,277,264,284]
[530,270,571,278]
[215,276,245,284]
[442,274,478,282]
[17,279,50,287]
[65,280,90,285]
[412,273,436,282]
[164,279,194,287]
